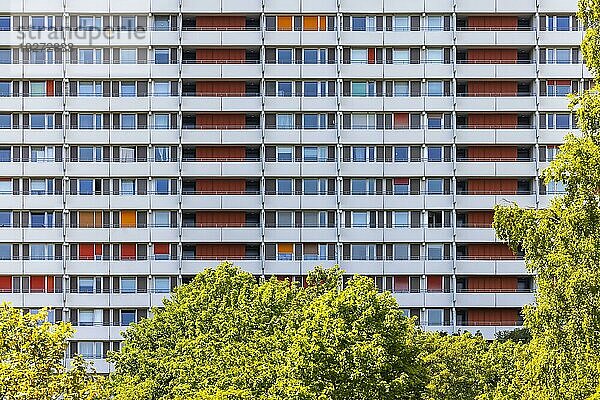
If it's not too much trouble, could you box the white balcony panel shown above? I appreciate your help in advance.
[455,195,497,210]
[150,31,180,46]
[23,65,62,79]
[495,31,536,46]
[424,228,453,242]
[383,228,425,242]
[300,163,337,177]
[67,294,110,308]
[149,260,180,275]
[340,228,384,242]
[539,0,579,13]
[392,293,426,308]
[456,292,534,308]
[66,65,110,80]
[67,130,109,144]
[66,228,110,243]
[341,260,384,275]
[109,196,150,210]
[340,129,384,145]
[23,97,63,112]
[23,195,63,210]
[425,31,453,46]
[425,130,453,143]
[425,292,454,308]
[341,32,384,47]
[424,64,453,78]
[383,97,425,112]
[424,195,453,209]
[538,31,583,47]
[300,64,337,79]
[538,64,584,79]
[301,195,337,209]
[264,162,301,177]
[455,260,527,275]
[110,130,151,144]
[455,31,495,46]
[73,327,110,341]
[382,260,425,275]
[181,260,261,275]
[264,97,301,112]
[23,162,63,177]
[150,293,170,307]
[379,162,423,177]
[23,228,63,242]
[340,0,383,12]
[149,97,179,112]
[538,96,571,111]
[264,228,301,243]
[109,163,150,177]
[24,260,63,275]
[456,228,497,242]
[264,195,300,209]
[66,162,109,177]
[23,130,63,145]
[24,293,63,308]
[385,130,425,144]
[538,129,574,144]
[66,195,109,210]
[340,195,384,209]
[301,260,337,273]
[0,228,22,242]
[341,97,384,112]
[0,196,22,210]
[110,228,149,243]
[300,32,337,46]
[342,64,386,80]
[300,228,337,242]
[340,162,383,176]
[264,261,301,275]
[455,0,494,12]
[424,97,453,111]
[424,162,453,176]
[150,65,180,79]
[110,294,149,308]
[383,195,425,209]
[110,97,150,112]
[264,31,300,46]
[300,97,337,112]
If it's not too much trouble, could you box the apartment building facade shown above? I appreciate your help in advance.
[0,0,584,371]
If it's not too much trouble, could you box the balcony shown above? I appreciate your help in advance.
[455,291,535,308]
[181,193,262,210]
[182,159,262,177]
[181,258,261,275]
[182,61,262,80]
[183,28,262,47]
[455,192,536,209]
[455,61,536,79]
[455,160,537,177]
[181,128,262,145]
[456,127,536,145]
[182,95,262,113]
[456,95,536,112]
[455,259,527,275]
[181,226,261,242]
[456,29,536,47]
[264,128,337,145]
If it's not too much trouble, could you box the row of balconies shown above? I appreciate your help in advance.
[0,63,589,80]
[0,193,555,210]
[0,95,573,113]
[0,0,577,15]
[0,128,576,146]
[0,226,507,243]
[0,160,546,177]
[0,29,583,47]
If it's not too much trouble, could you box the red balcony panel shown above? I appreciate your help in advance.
[467,81,518,97]
[467,211,494,227]
[465,308,520,326]
[195,81,246,97]
[195,179,246,194]
[427,275,442,291]
[195,244,246,259]
[467,16,518,30]
[195,146,246,160]
[195,114,246,129]
[467,146,518,160]
[394,113,408,129]
[466,276,518,291]
[195,211,246,227]
[195,49,246,63]
[466,114,518,129]
[0,276,11,292]
[467,49,517,63]
[466,243,516,260]
[196,16,246,29]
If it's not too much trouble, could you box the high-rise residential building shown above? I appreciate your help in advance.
[0,0,583,372]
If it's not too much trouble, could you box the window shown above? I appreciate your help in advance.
[121,310,136,325]
[277,179,293,195]
[120,180,135,195]
[547,81,571,96]
[31,16,46,30]
[394,82,409,97]
[277,49,293,64]
[78,342,102,359]
[155,179,169,194]
[394,146,408,162]
[30,114,53,129]
[427,114,442,129]
[276,114,294,129]
[0,244,10,260]
[428,147,442,162]
[0,211,10,227]
[277,211,293,227]
[119,147,135,162]
[154,277,170,293]
[303,178,326,195]
[351,244,376,260]
[393,179,409,195]
[79,16,101,30]
[392,49,409,64]
[154,49,169,64]
[0,180,11,194]
[277,147,293,162]
[78,277,94,293]
[393,16,409,31]
[79,49,102,64]
[427,16,443,31]
[427,244,443,260]
[548,48,571,64]
[303,211,326,227]
[121,277,136,293]
[79,310,95,326]
[394,212,409,227]
[352,82,374,97]
[31,146,54,162]
[154,16,170,31]
[29,82,45,97]
[153,211,170,227]
[303,49,326,64]
[547,180,566,193]
[352,114,375,129]
[277,82,292,97]
[427,81,443,97]
[153,81,170,96]
[303,114,326,129]
[304,82,318,97]
[0,82,10,97]
[79,81,102,97]
[353,212,368,227]
[556,114,571,129]
[30,179,48,195]
[556,16,571,31]
[353,146,375,162]
[121,82,136,97]
[0,17,10,31]
[428,309,443,326]
[121,49,138,64]
[303,146,327,162]
[154,147,170,162]
[154,114,170,129]
[79,179,93,195]
[121,114,136,130]
[0,148,10,162]
[427,178,443,194]
[394,244,409,260]
[351,49,368,64]
[121,16,136,31]
[352,17,366,31]
[79,114,102,130]
[426,48,443,63]
[351,179,375,195]
[0,49,11,64]
[31,212,53,228]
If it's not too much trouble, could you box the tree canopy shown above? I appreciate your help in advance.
[0,304,106,400]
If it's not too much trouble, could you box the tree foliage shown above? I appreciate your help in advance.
[109,263,428,400]
[0,304,106,400]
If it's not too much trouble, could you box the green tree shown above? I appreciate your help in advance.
[490,2,600,398]
[0,304,107,400]
[109,263,427,400]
